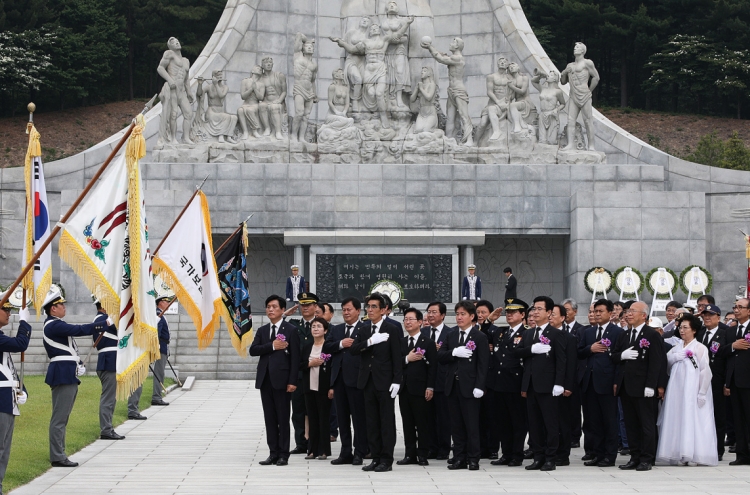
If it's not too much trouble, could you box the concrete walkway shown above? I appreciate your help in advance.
[10,380,750,495]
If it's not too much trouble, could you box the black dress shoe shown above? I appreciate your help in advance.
[100,432,125,440]
[523,449,534,459]
[729,458,750,465]
[598,458,616,467]
[619,448,631,456]
[396,456,417,465]
[151,399,169,406]
[374,463,392,472]
[635,462,651,471]
[290,446,307,455]
[619,460,639,470]
[489,452,498,460]
[435,454,449,460]
[525,460,544,470]
[362,460,379,471]
[468,460,479,470]
[570,441,581,449]
[258,456,279,465]
[555,458,570,466]
[491,456,510,466]
[364,453,372,459]
[583,457,601,466]
[275,458,288,466]
[581,453,597,461]
[417,457,429,466]
[352,455,363,465]
[51,459,78,467]
[447,456,457,464]
[507,459,523,467]
[540,461,556,471]
[128,413,147,420]
[718,454,723,461]
[447,460,467,470]
[426,450,438,459]
[331,456,353,465]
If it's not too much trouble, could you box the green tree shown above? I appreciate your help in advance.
[720,132,750,170]
[686,131,725,167]
[0,29,54,113]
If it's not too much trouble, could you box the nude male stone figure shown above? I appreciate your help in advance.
[560,42,600,151]
[157,37,194,144]
[291,33,318,143]
[259,57,287,141]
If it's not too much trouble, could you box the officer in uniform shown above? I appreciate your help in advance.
[151,296,172,406]
[43,285,106,467]
[287,292,317,454]
[462,264,482,301]
[92,297,124,440]
[286,265,306,303]
[0,290,31,494]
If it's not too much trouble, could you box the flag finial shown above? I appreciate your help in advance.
[26,102,36,134]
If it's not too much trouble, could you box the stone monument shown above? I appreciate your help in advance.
[291,33,318,143]
[157,37,194,145]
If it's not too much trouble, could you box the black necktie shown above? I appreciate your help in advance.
[459,331,466,345]
[704,330,711,345]
[431,327,437,341]
[345,325,352,338]
[596,326,603,340]
[534,327,540,341]
[271,324,276,340]
[305,321,311,333]
[372,324,378,334]
[409,336,415,350]
[630,329,637,344]
[738,324,745,340]
[565,323,570,333]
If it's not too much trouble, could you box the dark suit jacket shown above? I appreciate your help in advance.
[249,320,300,391]
[401,333,437,396]
[697,326,732,389]
[479,321,500,389]
[300,341,333,394]
[489,324,525,393]
[578,322,624,395]
[323,321,366,389]
[611,325,665,397]
[562,330,578,392]
[504,274,517,299]
[438,326,489,398]
[515,324,567,394]
[422,325,454,393]
[726,321,750,388]
[350,320,403,392]
[386,316,403,333]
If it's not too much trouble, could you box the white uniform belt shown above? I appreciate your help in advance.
[43,323,80,362]
[50,356,79,362]
[99,347,117,353]
[102,332,118,341]
[0,381,17,388]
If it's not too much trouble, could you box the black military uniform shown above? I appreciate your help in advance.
[286,292,317,454]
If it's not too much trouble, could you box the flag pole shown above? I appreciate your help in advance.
[0,95,158,309]
[152,175,210,256]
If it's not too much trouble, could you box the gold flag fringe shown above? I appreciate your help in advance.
[23,125,42,315]
[58,231,121,325]
[116,350,151,401]
[227,222,252,356]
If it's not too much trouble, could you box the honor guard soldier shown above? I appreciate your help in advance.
[462,265,482,301]
[286,265,306,303]
[43,285,106,467]
[287,292,318,454]
[151,296,172,406]
[92,296,125,440]
[0,291,31,494]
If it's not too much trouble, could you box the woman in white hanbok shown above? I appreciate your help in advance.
[657,314,718,466]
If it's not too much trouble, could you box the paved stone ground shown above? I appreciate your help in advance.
[10,380,750,495]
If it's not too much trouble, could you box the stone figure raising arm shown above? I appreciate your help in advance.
[196,70,238,144]
[507,62,534,134]
[531,69,565,145]
[157,37,195,144]
[291,33,319,143]
[421,37,474,147]
[410,66,438,133]
[560,42,600,151]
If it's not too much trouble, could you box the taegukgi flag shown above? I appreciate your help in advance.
[59,115,160,399]
[152,190,230,350]
[22,124,52,317]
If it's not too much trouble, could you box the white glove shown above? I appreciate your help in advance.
[106,317,114,326]
[697,394,707,408]
[644,387,655,398]
[18,307,30,322]
[16,391,27,405]
[77,364,86,376]
[473,388,484,399]
[552,385,564,397]
[531,343,551,354]
[452,346,473,359]
[389,383,400,399]
[621,347,639,360]
[369,332,389,346]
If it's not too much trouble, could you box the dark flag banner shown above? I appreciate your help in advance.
[215,223,253,355]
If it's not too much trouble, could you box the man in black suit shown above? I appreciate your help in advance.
[516,296,566,471]
[578,299,624,467]
[612,301,665,471]
[551,304,577,466]
[397,308,436,466]
[324,297,369,465]
[697,304,731,461]
[476,299,500,459]
[488,299,529,466]
[249,295,300,466]
[438,301,489,471]
[562,298,585,449]
[727,298,750,465]
[379,294,403,333]
[350,293,403,472]
[503,267,517,300]
[286,292,317,454]
[424,301,453,460]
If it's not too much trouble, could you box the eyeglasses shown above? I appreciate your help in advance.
[365,305,381,310]
[403,318,420,322]
[734,305,749,310]
[529,307,545,313]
